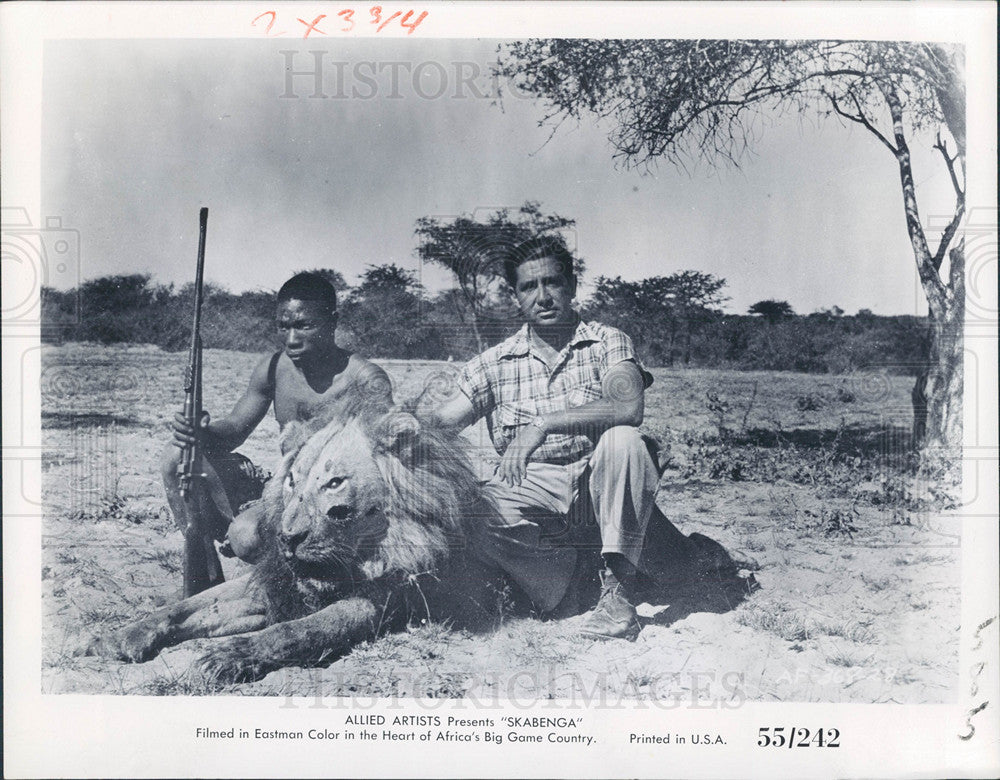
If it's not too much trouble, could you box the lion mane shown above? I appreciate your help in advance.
[253,405,500,629]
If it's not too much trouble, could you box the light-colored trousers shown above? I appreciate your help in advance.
[477,426,660,612]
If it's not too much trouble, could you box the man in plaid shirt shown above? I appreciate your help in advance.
[426,235,679,640]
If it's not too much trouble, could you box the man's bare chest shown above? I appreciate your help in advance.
[272,362,360,427]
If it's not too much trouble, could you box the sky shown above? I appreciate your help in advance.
[42,38,959,316]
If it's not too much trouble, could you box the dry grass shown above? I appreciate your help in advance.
[40,344,961,702]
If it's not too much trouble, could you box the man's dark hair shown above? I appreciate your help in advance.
[276,272,338,314]
[502,235,576,289]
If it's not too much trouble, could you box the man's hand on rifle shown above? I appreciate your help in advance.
[171,409,214,450]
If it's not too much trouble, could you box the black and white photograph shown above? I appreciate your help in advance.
[3,2,998,778]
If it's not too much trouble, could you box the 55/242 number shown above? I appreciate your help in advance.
[758,727,840,748]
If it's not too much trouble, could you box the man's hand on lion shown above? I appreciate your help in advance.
[497,424,546,487]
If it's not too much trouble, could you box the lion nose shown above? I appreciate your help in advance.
[279,529,309,555]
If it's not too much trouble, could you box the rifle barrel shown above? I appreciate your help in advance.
[190,207,208,356]
[179,208,209,499]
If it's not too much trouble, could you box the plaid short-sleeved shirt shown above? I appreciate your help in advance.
[457,318,652,464]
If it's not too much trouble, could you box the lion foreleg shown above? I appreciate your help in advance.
[172,596,268,640]
[81,575,266,663]
[196,595,379,684]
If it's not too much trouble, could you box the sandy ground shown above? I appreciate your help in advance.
[40,343,960,702]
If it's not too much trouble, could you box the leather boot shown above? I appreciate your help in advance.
[579,567,641,641]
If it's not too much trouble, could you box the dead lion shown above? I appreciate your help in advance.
[81,408,753,684]
[81,409,507,683]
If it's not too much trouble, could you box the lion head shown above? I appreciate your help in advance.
[256,408,488,617]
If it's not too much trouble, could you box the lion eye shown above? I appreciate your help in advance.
[324,476,346,491]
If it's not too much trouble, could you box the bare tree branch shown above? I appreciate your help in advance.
[827,90,898,153]
[930,133,966,271]
[933,208,965,273]
[933,132,965,198]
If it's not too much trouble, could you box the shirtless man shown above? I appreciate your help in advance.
[161,272,392,590]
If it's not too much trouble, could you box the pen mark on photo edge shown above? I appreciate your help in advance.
[971,615,996,652]
[958,615,997,741]
[958,702,988,742]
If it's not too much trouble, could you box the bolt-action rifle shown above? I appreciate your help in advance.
[176,207,229,597]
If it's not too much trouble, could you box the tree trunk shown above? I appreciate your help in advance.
[882,89,963,454]
[450,285,485,354]
[911,244,964,453]
[470,314,485,354]
[683,319,692,365]
[911,318,963,452]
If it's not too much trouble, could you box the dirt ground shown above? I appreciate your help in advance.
[40,343,961,702]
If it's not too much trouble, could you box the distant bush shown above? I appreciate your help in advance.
[42,273,927,375]
[702,312,926,375]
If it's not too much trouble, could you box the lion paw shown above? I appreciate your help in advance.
[109,622,174,663]
[196,637,271,684]
[70,632,109,658]
[70,626,160,662]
